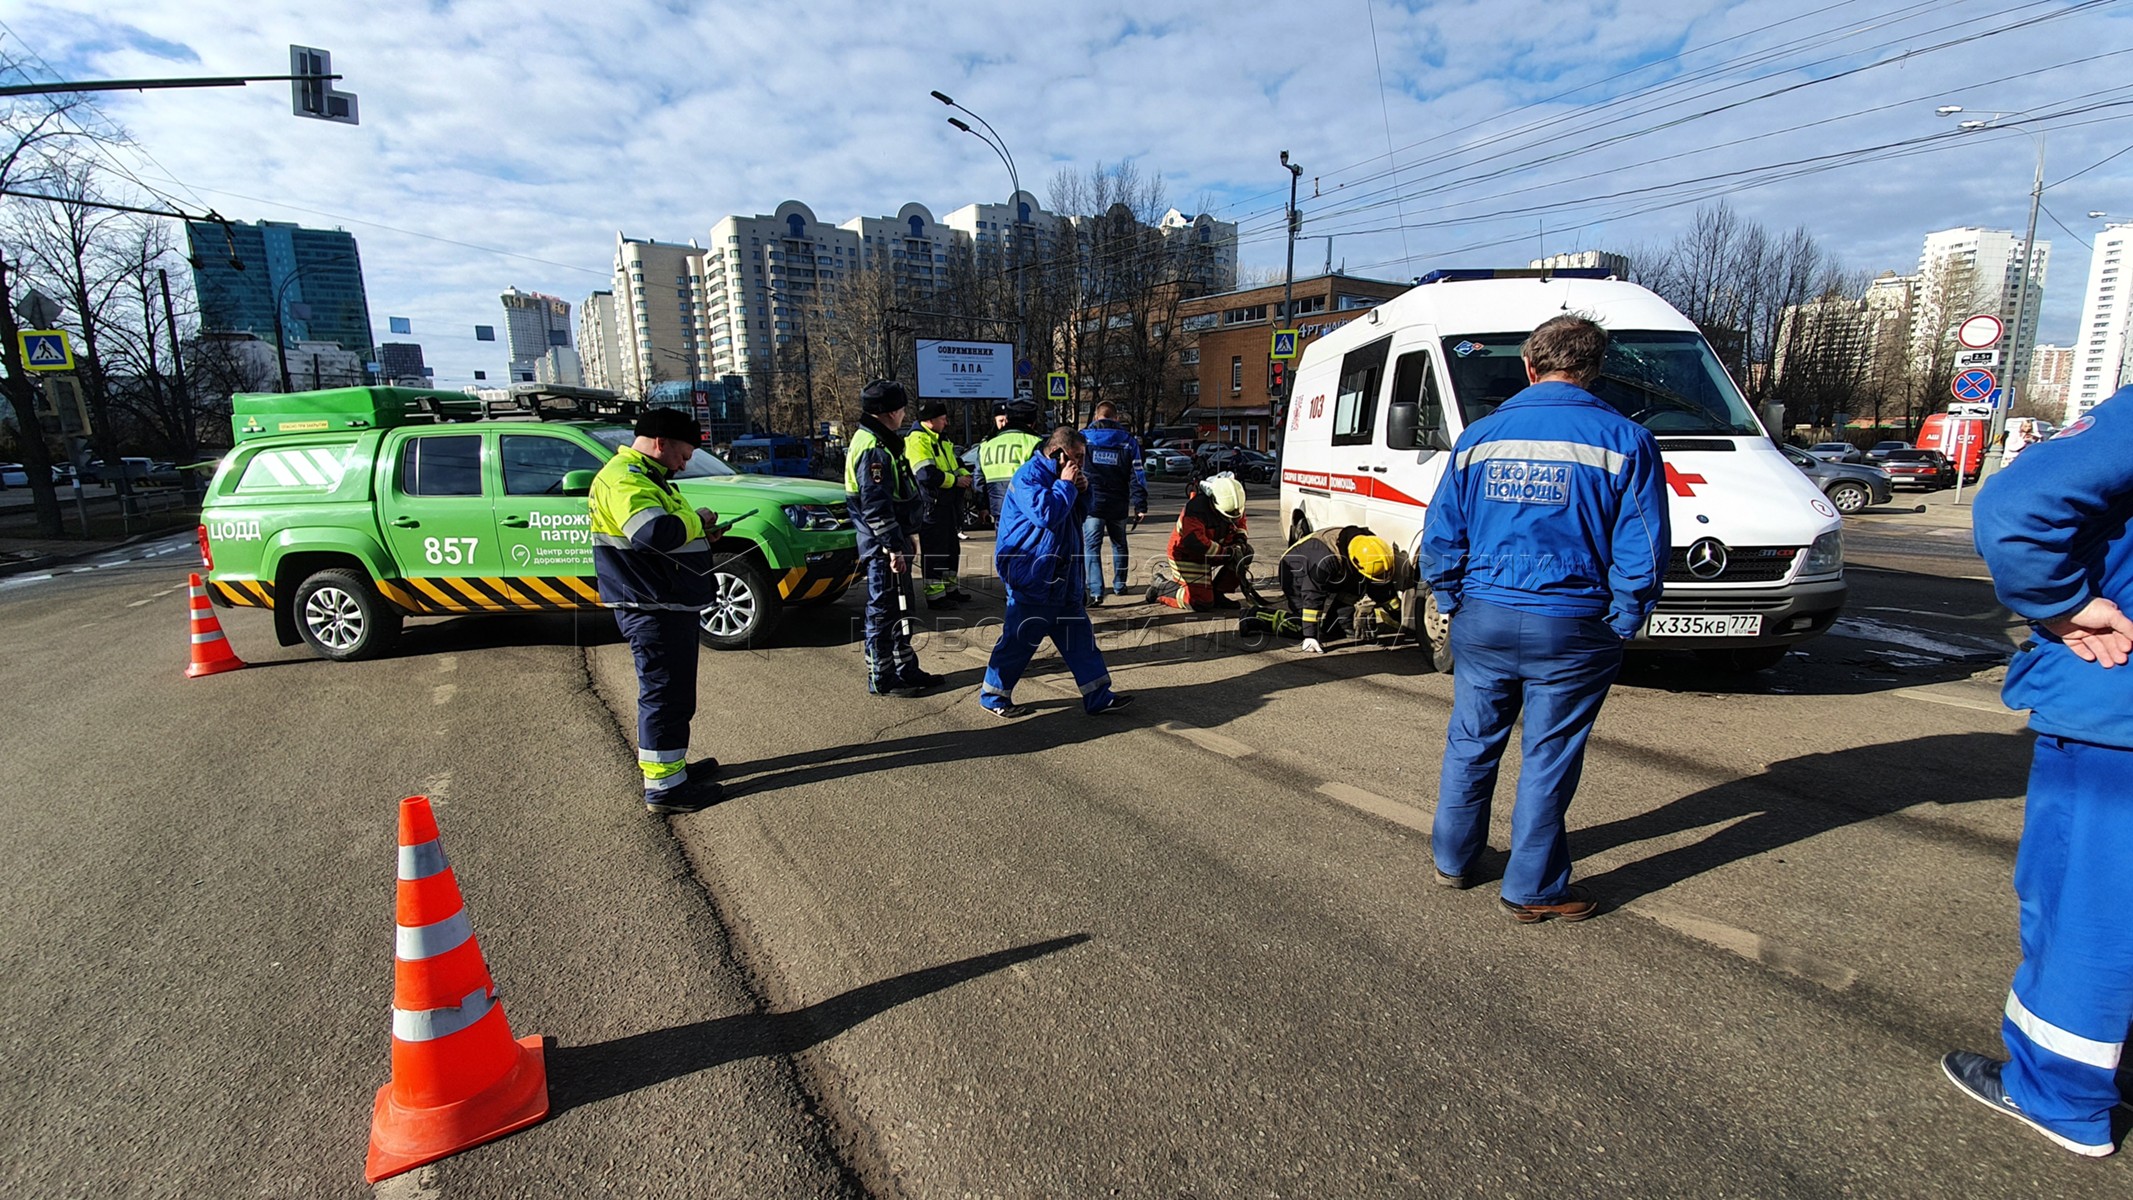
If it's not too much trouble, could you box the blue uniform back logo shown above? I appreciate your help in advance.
[1481,459,1570,505]
[1091,448,1120,466]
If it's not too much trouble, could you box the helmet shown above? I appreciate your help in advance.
[1201,473,1246,518]
[1348,534,1395,582]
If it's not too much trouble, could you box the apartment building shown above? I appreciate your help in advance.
[609,234,714,395]
[576,291,625,392]
[2066,222,2133,421]
[2027,343,2074,413]
[1913,227,2049,392]
[499,288,572,383]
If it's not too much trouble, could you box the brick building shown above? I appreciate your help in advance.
[1173,273,1411,451]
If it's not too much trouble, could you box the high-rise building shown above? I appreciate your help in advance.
[534,346,583,387]
[577,291,624,392]
[184,219,376,374]
[2027,344,2074,413]
[1913,227,2049,393]
[2066,223,2133,422]
[377,342,428,385]
[499,288,572,384]
[610,234,713,396]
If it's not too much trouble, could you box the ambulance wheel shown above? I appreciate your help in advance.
[1825,481,1870,515]
[1421,588,1455,674]
[1289,513,1310,543]
[698,558,781,650]
[1695,645,1788,673]
[293,568,401,662]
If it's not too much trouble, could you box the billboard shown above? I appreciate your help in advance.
[915,339,1013,401]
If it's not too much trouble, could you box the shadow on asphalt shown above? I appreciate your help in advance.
[543,933,1091,1115]
[1573,731,2033,907]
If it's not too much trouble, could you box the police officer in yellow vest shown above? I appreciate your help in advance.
[590,407,724,814]
[847,380,945,696]
[905,400,974,609]
[979,399,1043,524]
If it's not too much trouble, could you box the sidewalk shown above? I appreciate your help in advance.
[1850,482,1978,532]
[0,484,197,575]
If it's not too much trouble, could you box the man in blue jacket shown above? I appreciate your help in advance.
[1943,389,2133,1158]
[981,427,1135,720]
[1420,314,1669,922]
[1081,400,1148,605]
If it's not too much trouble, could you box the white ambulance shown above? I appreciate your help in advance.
[1275,269,1845,672]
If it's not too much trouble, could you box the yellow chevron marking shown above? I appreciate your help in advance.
[480,577,540,609]
[442,578,509,610]
[521,576,574,608]
[375,580,417,611]
[802,578,832,600]
[561,576,603,603]
[408,578,465,612]
[778,567,805,598]
[242,580,273,607]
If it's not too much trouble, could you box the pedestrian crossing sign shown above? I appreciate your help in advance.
[1047,371,1069,401]
[1270,329,1299,361]
[19,329,72,372]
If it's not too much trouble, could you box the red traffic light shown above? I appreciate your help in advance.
[1267,360,1287,392]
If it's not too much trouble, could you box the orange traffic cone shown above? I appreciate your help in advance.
[365,796,548,1183]
[185,573,246,678]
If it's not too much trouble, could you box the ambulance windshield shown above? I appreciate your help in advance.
[1440,331,1764,436]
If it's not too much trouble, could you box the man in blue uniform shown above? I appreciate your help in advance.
[1943,389,2133,1158]
[981,427,1134,720]
[845,380,944,698]
[1080,400,1147,605]
[1420,314,1669,922]
[590,407,724,814]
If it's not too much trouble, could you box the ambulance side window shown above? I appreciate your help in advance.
[1384,351,1447,453]
[1331,336,1391,447]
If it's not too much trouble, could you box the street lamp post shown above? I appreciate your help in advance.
[1939,106,2046,485]
[933,90,1026,428]
[1278,151,1303,434]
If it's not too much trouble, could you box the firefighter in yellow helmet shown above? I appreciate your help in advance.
[1241,526,1413,652]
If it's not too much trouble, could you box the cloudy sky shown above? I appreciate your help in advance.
[9,0,2132,389]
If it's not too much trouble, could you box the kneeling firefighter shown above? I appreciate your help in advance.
[1147,473,1255,610]
[1241,526,1410,652]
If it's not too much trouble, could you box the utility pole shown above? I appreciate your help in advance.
[1279,150,1303,437]
[1981,135,2045,489]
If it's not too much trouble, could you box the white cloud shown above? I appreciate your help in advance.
[10,0,2131,387]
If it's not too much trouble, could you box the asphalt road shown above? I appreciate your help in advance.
[0,487,2123,1197]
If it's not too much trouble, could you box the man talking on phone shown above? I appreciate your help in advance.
[980,427,1134,719]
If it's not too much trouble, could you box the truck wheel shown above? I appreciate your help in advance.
[698,558,782,650]
[1421,588,1455,674]
[293,568,401,662]
[1695,646,1788,673]
[1825,481,1869,515]
[1289,512,1310,543]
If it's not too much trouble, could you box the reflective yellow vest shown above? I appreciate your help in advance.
[979,429,1041,484]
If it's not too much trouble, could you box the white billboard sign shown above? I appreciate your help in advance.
[915,339,1013,401]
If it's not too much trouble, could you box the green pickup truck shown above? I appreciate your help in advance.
[199,386,858,661]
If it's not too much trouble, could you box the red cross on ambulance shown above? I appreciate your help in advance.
[1665,464,1706,497]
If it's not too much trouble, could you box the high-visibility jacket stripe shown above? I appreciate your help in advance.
[392,985,493,1042]
[396,909,473,961]
[398,839,448,881]
[2007,991,2123,1069]
[1454,438,1628,475]
[638,747,686,764]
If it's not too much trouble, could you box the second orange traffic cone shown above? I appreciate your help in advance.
[365,796,548,1183]
[184,573,246,678]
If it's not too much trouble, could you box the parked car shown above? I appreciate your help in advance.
[1806,441,1872,465]
[0,462,23,488]
[1199,445,1276,484]
[1882,448,1956,490]
[1779,443,1891,515]
[1868,440,1911,461]
[1145,448,1193,476]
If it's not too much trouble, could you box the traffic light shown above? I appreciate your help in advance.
[1268,359,1287,395]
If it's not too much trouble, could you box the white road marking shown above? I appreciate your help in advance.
[1829,616,2008,659]
[1625,901,1859,992]
[1895,686,2024,716]
[431,683,457,706]
[373,1163,443,1199]
[417,771,453,804]
[1157,721,1255,759]
[436,655,458,674]
[126,597,155,607]
[1315,781,1429,834]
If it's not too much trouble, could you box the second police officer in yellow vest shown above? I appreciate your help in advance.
[905,400,974,610]
[979,399,1043,526]
[845,380,944,698]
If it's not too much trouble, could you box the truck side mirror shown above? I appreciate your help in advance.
[1385,404,1419,450]
[561,469,595,496]
[1426,425,1451,452]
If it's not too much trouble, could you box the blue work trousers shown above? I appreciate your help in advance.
[1431,599,1623,905]
[612,607,701,798]
[981,600,1115,713]
[2000,735,2133,1146]
[859,543,918,688]
[1083,516,1131,599]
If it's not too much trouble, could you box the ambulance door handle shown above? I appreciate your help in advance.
[1370,466,1387,473]
[501,516,529,528]
[391,516,420,528]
